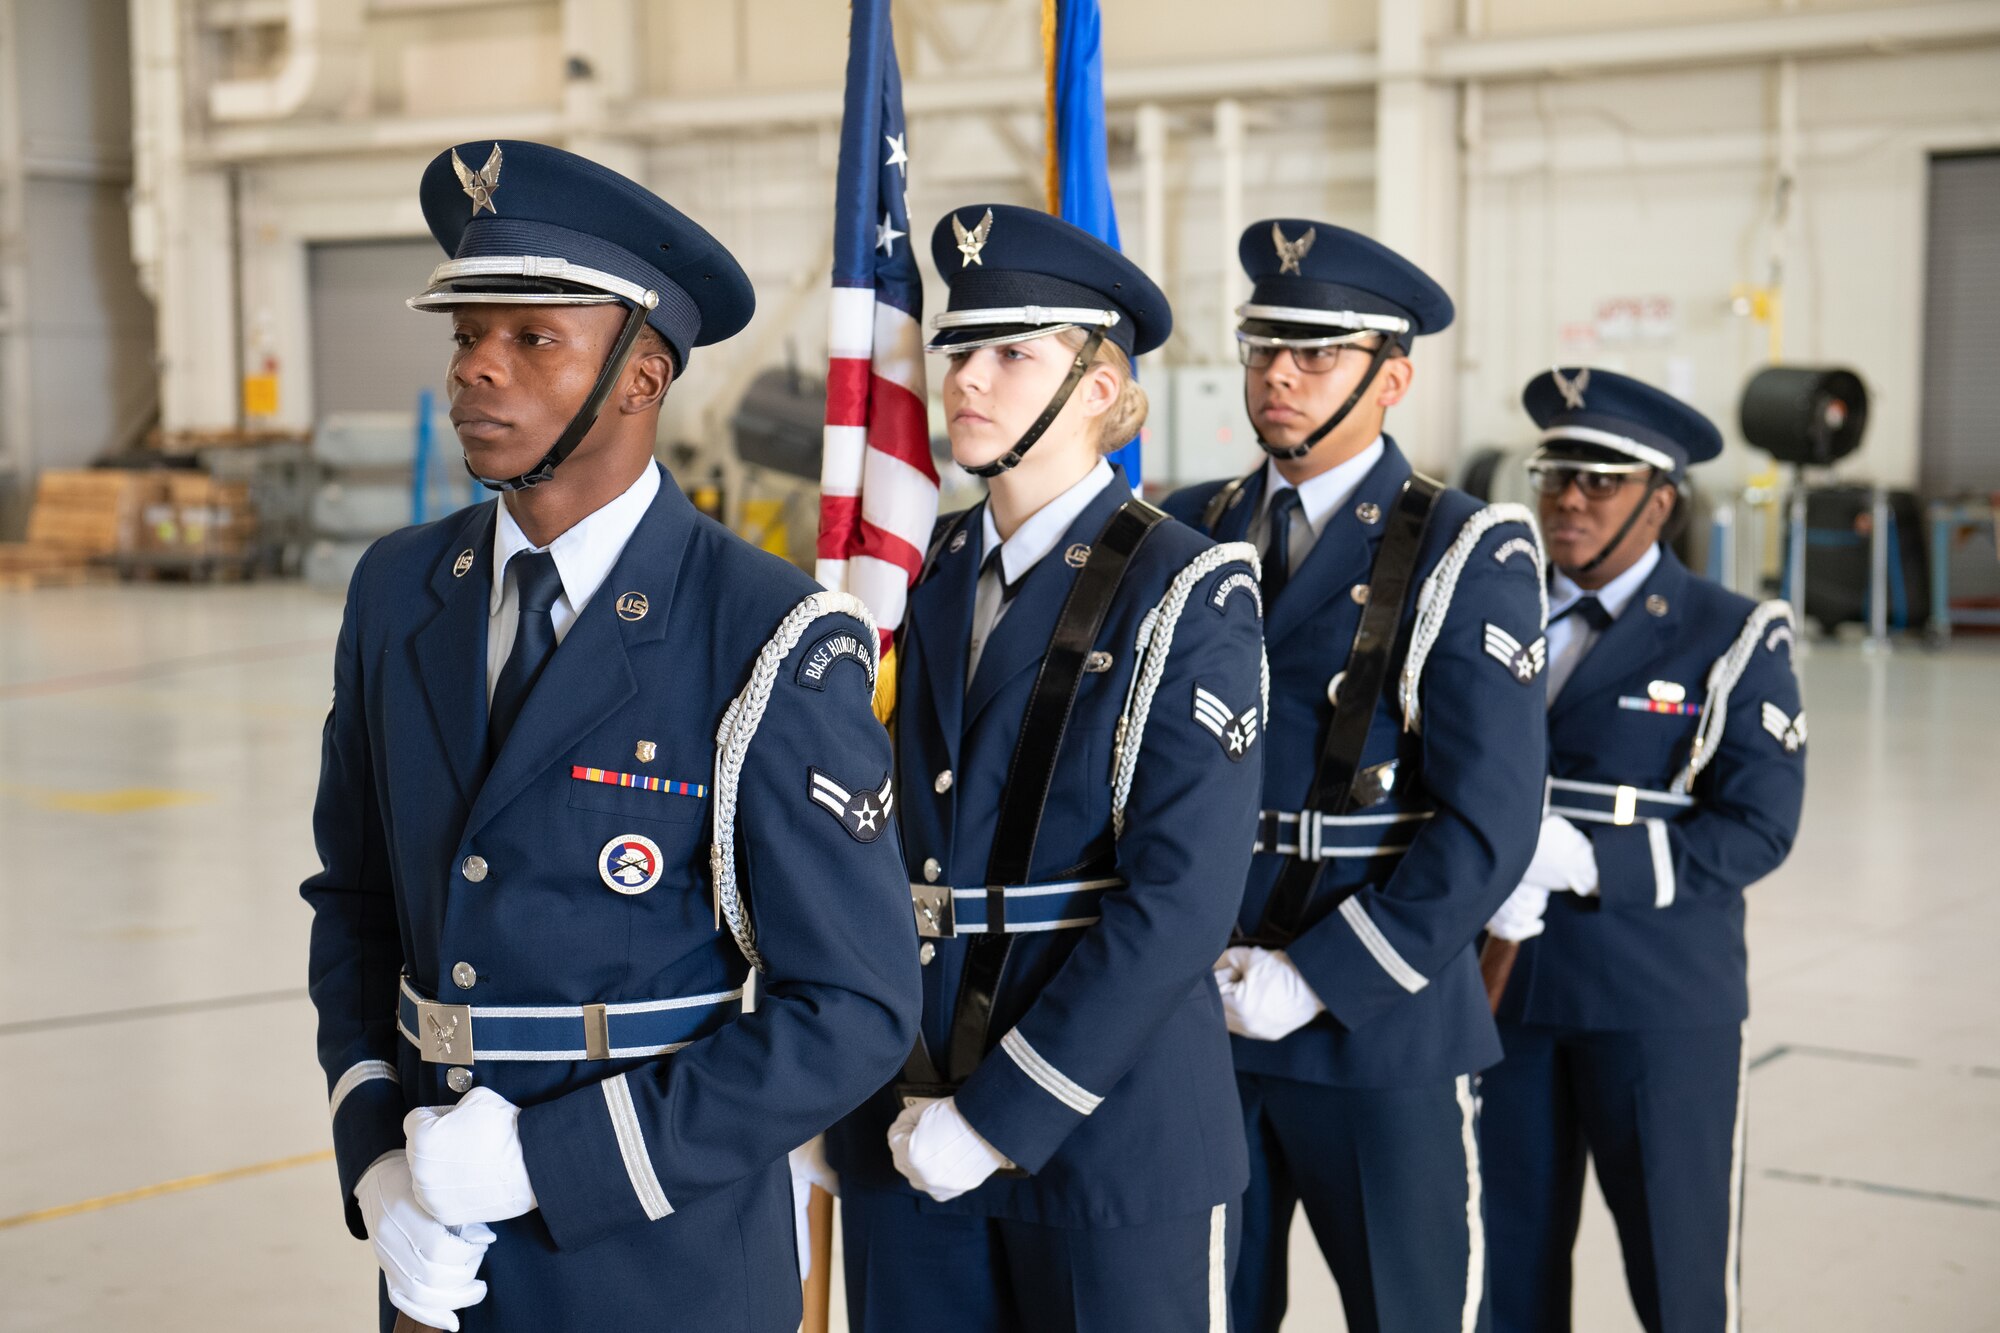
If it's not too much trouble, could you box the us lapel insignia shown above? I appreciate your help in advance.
[808,768,895,843]
[615,591,649,621]
[949,529,969,554]
[1193,683,1259,761]
[635,740,657,764]
[1064,543,1091,569]
[452,549,475,578]
[1646,594,1669,617]
[1483,623,1548,685]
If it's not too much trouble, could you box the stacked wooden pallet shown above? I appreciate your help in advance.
[0,470,153,590]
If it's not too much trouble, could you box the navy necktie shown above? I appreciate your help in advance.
[982,547,1023,604]
[1261,488,1303,604]
[1555,595,1614,632]
[488,550,564,755]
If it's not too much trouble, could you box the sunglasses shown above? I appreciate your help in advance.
[1525,461,1654,499]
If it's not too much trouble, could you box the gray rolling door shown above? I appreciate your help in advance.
[308,238,454,418]
[1920,153,2000,498]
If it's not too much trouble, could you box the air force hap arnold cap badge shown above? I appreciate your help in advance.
[408,140,755,492]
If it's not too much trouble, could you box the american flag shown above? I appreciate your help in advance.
[816,0,936,680]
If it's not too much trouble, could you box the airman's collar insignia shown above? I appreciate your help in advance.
[452,549,475,577]
[452,144,504,217]
[1273,222,1316,276]
[615,591,649,621]
[952,208,994,268]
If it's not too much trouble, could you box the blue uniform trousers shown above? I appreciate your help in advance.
[842,1183,1240,1333]
[1481,1022,1747,1333]
[1233,1071,1488,1333]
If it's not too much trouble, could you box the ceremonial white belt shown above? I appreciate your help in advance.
[397,978,745,1065]
[909,877,1123,939]
[1253,809,1435,861]
[1545,777,1695,827]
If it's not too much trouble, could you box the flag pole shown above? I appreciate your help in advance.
[1041,0,1060,212]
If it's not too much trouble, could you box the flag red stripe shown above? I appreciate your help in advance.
[850,516,925,577]
[866,376,936,477]
[826,357,871,428]
[817,494,861,560]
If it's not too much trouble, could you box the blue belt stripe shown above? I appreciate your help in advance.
[398,984,742,1060]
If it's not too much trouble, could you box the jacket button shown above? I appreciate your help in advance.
[934,769,953,794]
[919,942,936,965]
[451,962,477,990]
[446,1067,474,1094]
[922,857,941,883]
[1350,584,1370,605]
[461,855,489,883]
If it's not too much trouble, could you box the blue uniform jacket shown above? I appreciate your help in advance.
[1498,548,1806,1031]
[826,473,1265,1228]
[302,465,922,1331]
[1165,439,1548,1087]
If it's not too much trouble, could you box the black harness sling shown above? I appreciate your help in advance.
[896,499,1167,1135]
[1205,472,1444,946]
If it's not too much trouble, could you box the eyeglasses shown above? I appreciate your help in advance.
[1525,461,1653,499]
[1235,335,1381,375]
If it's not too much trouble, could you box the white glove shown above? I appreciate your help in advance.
[405,1087,539,1226]
[354,1150,494,1332]
[887,1097,1009,1202]
[788,1135,838,1281]
[1522,814,1599,895]
[1214,946,1326,1041]
[1485,884,1551,942]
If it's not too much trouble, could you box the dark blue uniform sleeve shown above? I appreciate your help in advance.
[518,609,923,1252]
[953,556,1265,1172]
[1592,612,1805,911]
[1287,518,1548,1031]
[299,547,409,1240]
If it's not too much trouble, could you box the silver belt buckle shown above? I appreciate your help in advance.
[1612,785,1639,826]
[416,1000,475,1064]
[911,883,956,939]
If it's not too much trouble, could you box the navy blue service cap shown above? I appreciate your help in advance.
[1524,367,1723,479]
[1237,219,1453,350]
[924,203,1170,359]
[408,140,754,372]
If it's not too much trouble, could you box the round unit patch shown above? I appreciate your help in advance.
[598,834,665,895]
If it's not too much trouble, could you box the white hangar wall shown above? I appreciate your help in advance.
[139,0,2000,496]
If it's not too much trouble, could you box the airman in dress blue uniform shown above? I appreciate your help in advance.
[824,205,1266,1332]
[1165,221,1549,1333]
[1479,369,1807,1333]
[300,140,921,1332]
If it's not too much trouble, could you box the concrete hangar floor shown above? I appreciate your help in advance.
[0,580,1995,1331]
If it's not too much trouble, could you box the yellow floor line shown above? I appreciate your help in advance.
[0,1148,334,1231]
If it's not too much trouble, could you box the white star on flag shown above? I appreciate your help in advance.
[884,133,909,172]
[876,212,905,256]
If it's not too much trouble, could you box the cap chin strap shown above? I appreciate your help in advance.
[1248,336,1399,462]
[1567,469,1667,577]
[464,299,657,493]
[962,328,1108,479]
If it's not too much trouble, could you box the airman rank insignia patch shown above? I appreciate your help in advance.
[598,834,664,895]
[1761,703,1807,752]
[797,628,872,691]
[809,768,895,842]
[1483,623,1548,684]
[1192,683,1258,761]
